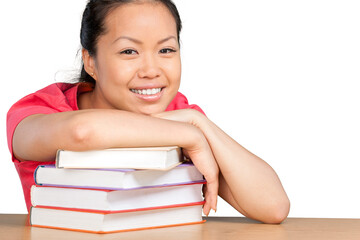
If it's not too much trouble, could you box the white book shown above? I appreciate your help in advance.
[31,183,204,212]
[30,202,205,233]
[35,163,204,190]
[56,146,183,170]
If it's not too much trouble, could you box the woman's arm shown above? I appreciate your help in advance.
[13,109,219,215]
[13,109,203,160]
[152,109,290,223]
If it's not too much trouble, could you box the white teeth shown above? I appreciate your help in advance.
[131,88,162,95]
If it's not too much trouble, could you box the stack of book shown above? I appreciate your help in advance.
[29,146,206,233]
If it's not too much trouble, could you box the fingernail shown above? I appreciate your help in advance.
[204,210,209,217]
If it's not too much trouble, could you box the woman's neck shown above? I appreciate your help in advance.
[77,91,94,110]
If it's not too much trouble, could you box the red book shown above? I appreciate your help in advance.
[30,201,206,233]
[31,182,204,213]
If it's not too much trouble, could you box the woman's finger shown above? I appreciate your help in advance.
[202,170,219,215]
[186,146,219,216]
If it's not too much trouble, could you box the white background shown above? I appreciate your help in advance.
[1,1,359,218]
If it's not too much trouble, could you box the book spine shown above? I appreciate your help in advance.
[29,207,33,226]
[55,149,63,168]
[30,185,37,207]
[33,165,43,186]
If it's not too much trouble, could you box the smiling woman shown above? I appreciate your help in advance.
[78,1,182,114]
[6,0,290,223]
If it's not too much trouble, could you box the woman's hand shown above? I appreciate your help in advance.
[151,109,206,129]
[151,110,218,215]
[184,134,219,216]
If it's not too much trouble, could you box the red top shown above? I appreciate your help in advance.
[6,82,205,212]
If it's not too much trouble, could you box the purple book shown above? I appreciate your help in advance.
[34,163,205,191]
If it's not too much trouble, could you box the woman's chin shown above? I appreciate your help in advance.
[133,105,167,115]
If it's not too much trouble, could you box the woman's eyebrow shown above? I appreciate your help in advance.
[158,36,177,44]
[112,36,177,45]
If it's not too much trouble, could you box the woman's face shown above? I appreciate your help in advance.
[88,2,181,115]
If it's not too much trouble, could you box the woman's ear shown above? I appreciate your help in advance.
[82,49,97,80]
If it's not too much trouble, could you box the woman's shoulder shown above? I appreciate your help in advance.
[14,82,77,101]
[7,82,83,117]
[166,92,206,115]
[33,82,79,98]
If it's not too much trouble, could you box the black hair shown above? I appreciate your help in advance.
[79,0,182,84]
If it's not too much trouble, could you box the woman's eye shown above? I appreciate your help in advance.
[159,48,176,54]
[120,49,138,55]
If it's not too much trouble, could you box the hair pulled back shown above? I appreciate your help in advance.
[79,0,182,84]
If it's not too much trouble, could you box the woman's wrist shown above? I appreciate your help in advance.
[149,109,212,150]
[187,109,211,131]
[178,122,207,150]
[192,110,216,139]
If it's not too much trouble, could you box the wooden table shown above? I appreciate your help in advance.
[1,214,360,240]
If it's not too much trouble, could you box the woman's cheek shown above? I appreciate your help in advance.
[164,58,181,83]
[108,62,137,86]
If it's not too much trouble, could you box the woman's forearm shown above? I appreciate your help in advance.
[196,115,290,223]
[70,109,204,151]
[14,109,202,161]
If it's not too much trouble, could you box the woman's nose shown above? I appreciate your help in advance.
[137,53,161,79]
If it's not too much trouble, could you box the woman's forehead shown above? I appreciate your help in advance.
[104,3,177,37]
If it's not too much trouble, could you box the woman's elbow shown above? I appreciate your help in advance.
[68,114,95,149]
[263,196,290,224]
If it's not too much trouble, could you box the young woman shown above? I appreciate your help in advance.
[7,0,290,223]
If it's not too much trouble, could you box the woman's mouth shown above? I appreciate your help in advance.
[130,88,162,95]
[130,87,165,102]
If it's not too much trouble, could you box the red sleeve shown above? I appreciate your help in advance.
[7,83,80,212]
[166,92,206,116]
[6,83,76,161]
